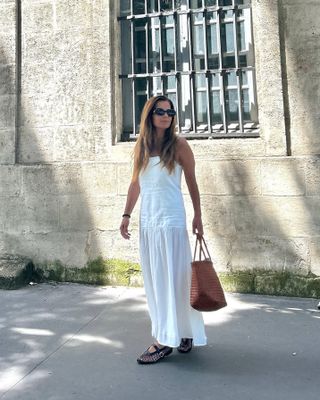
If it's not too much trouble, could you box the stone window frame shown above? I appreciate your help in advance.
[110,0,287,159]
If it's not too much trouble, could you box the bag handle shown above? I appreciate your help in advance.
[193,235,212,262]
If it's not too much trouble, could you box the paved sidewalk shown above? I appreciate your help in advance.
[0,283,319,400]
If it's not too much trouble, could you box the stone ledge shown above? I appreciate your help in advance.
[0,254,34,289]
[2,256,320,298]
[219,271,320,298]
[32,261,320,298]
[32,257,143,287]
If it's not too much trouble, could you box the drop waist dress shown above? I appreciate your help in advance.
[139,156,207,348]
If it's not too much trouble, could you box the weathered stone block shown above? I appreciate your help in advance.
[86,229,140,263]
[85,195,139,231]
[81,163,118,196]
[20,94,55,127]
[0,232,16,254]
[310,238,320,276]
[188,196,236,236]
[3,195,59,234]
[190,139,266,159]
[0,64,15,95]
[267,197,320,237]
[21,61,55,96]
[92,124,112,160]
[230,236,310,274]
[231,196,320,237]
[22,0,53,32]
[54,60,90,100]
[0,3,15,35]
[54,29,91,98]
[252,0,287,156]
[23,231,88,267]
[53,96,88,126]
[55,0,93,31]
[0,32,15,64]
[261,158,306,196]
[18,126,55,163]
[92,0,109,28]
[22,164,82,195]
[90,88,111,125]
[282,0,320,156]
[58,195,94,232]
[0,165,20,196]
[110,143,134,161]
[305,158,320,195]
[22,32,57,66]
[0,94,15,129]
[0,254,34,289]
[230,196,268,235]
[0,129,15,164]
[283,1,320,40]
[53,126,95,161]
[117,162,133,195]
[197,160,261,196]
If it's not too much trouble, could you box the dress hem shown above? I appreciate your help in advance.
[155,335,208,348]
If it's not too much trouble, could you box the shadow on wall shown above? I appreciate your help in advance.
[203,159,313,274]
[0,1,118,269]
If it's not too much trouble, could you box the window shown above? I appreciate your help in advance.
[119,0,259,140]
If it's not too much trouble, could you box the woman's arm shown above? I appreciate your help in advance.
[120,178,140,239]
[177,138,204,236]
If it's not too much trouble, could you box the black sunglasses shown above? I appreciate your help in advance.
[153,107,176,117]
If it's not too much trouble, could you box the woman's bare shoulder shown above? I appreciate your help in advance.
[176,136,189,153]
[176,136,193,164]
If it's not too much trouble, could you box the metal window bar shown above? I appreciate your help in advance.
[187,0,196,133]
[158,12,164,93]
[146,16,151,98]
[173,9,181,130]
[232,0,244,132]
[216,6,228,133]
[202,7,212,135]
[129,0,136,136]
[118,0,258,139]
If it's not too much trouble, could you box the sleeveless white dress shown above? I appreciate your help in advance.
[139,156,207,348]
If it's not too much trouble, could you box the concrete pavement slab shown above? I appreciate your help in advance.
[0,283,319,400]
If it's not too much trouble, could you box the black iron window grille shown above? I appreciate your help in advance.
[118,0,259,140]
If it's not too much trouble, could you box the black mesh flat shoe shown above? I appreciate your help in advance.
[177,338,193,353]
[137,344,173,364]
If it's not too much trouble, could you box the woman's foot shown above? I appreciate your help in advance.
[137,343,173,364]
[177,338,193,353]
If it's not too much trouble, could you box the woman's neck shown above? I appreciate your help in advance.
[151,129,165,153]
[155,128,166,139]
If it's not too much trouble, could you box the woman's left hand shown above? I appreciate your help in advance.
[192,215,204,236]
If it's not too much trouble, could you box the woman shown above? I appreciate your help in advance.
[120,95,207,364]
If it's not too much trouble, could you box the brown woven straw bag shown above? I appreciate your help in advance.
[190,235,227,312]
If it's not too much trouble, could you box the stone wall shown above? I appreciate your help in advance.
[0,1,319,286]
[281,0,320,155]
[0,0,16,164]
[1,0,120,267]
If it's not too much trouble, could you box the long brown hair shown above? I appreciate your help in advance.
[133,95,178,181]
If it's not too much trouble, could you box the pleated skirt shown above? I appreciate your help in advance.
[139,226,207,348]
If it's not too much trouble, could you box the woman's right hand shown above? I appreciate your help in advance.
[120,217,131,239]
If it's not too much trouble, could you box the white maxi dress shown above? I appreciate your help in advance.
[139,156,207,348]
